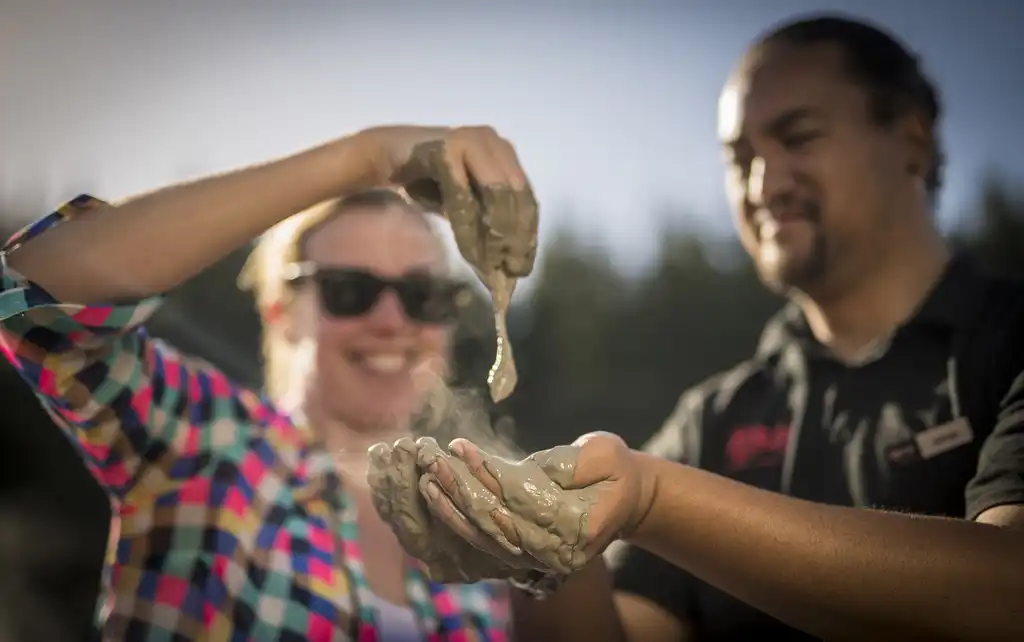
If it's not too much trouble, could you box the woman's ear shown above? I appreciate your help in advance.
[263,299,300,345]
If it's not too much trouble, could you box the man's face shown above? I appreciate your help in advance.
[719,42,918,295]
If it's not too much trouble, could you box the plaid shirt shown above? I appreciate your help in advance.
[0,196,510,641]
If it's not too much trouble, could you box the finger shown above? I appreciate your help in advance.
[376,438,434,559]
[454,132,506,272]
[415,436,447,473]
[419,477,536,573]
[487,136,528,191]
[576,492,625,563]
[479,185,515,272]
[485,135,536,277]
[366,443,396,521]
[396,142,445,213]
[535,433,622,489]
[451,126,506,189]
[390,436,431,526]
[434,141,483,267]
[448,438,504,499]
[392,436,419,486]
[444,442,597,577]
[422,452,524,556]
[368,441,393,469]
[527,444,583,489]
[478,141,523,273]
[504,185,539,277]
[418,473,511,555]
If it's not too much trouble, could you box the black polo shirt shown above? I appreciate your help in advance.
[608,256,1024,641]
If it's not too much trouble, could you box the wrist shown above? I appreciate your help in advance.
[306,133,387,198]
[626,450,661,541]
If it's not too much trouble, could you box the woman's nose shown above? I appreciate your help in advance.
[366,289,408,329]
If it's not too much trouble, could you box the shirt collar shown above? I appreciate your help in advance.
[755,253,986,360]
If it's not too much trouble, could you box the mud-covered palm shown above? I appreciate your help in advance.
[417,432,653,577]
[366,437,540,583]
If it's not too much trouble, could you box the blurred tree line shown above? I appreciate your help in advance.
[0,177,1021,638]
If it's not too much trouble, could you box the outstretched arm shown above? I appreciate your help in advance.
[420,406,1024,642]
[633,434,1024,642]
[4,132,393,304]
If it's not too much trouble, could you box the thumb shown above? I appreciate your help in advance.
[528,444,591,489]
[551,432,624,489]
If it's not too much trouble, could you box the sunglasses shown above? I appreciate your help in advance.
[283,262,471,324]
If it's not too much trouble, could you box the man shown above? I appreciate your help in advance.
[385,14,1024,642]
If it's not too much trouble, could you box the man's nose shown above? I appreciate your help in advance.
[747,155,796,210]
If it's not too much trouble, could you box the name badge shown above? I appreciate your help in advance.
[913,417,975,460]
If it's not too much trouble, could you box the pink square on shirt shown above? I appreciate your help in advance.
[434,592,457,617]
[309,557,333,583]
[224,486,249,516]
[70,306,112,326]
[306,613,334,641]
[37,367,57,396]
[154,575,189,606]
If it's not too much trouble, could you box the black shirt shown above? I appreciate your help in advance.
[608,257,1024,640]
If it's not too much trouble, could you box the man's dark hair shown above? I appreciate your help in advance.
[755,14,945,201]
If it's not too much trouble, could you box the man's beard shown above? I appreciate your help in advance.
[757,225,829,294]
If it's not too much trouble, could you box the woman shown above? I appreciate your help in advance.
[0,125,533,641]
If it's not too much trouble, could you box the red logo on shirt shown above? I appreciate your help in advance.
[725,424,791,473]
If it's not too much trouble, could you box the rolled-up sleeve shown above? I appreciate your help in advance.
[966,367,1024,520]
[0,195,257,502]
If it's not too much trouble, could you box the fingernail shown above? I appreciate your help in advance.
[425,481,441,499]
[450,442,465,458]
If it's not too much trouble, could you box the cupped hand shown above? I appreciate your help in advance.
[417,432,655,577]
[366,436,540,584]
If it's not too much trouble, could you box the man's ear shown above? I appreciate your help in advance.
[901,111,934,180]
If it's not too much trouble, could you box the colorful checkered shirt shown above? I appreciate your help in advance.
[0,195,511,641]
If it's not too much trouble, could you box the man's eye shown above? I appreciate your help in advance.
[782,131,819,149]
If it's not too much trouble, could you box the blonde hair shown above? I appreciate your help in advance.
[237,189,438,402]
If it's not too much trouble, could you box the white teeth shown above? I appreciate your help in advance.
[362,354,406,374]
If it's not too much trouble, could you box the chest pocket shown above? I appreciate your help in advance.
[867,359,982,516]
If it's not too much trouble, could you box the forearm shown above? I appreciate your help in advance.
[629,453,1024,641]
[6,134,376,304]
[511,558,627,642]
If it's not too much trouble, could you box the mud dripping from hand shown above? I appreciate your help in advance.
[485,270,517,403]
[400,141,537,404]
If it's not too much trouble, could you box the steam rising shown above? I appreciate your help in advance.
[413,376,524,461]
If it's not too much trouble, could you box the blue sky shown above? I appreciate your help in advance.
[3,0,1022,270]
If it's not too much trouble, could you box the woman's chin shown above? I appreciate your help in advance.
[337,399,417,434]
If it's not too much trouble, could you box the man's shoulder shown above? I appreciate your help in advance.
[676,357,771,417]
[644,357,775,461]
[958,272,1024,391]
[979,273,1024,319]
[959,270,1024,355]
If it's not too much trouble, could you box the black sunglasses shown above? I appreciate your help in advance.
[283,262,471,324]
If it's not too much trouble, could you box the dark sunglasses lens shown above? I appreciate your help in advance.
[395,277,464,324]
[315,269,465,323]
[317,271,385,317]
